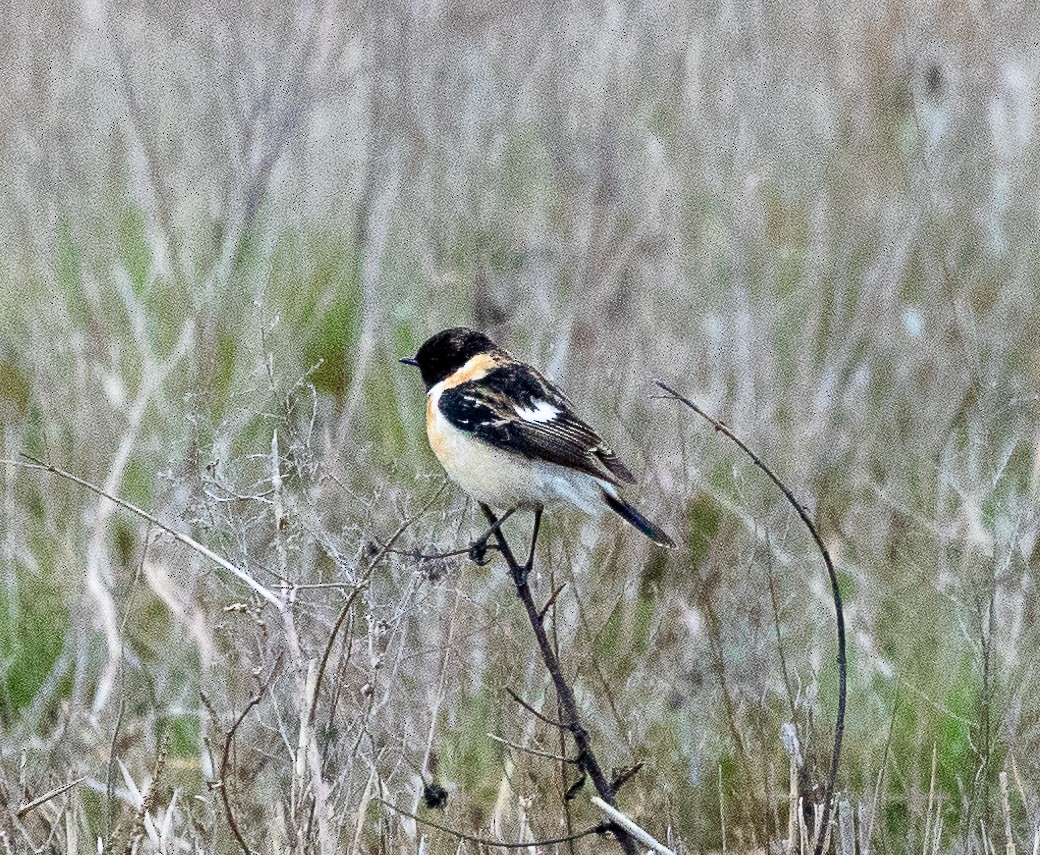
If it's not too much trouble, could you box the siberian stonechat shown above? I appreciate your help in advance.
[401,327,674,554]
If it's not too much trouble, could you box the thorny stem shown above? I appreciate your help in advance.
[655,381,846,855]
[479,503,641,855]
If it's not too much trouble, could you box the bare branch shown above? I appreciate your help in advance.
[481,504,641,855]
[486,732,578,764]
[4,456,282,609]
[504,688,568,730]
[212,658,281,855]
[610,763,644,793]
[537,582,568,622]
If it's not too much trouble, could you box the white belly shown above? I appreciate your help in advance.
[427,386,610,513]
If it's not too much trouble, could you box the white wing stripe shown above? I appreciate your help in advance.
[514,400,559,423]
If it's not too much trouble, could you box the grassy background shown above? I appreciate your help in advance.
[2,2,1040,852]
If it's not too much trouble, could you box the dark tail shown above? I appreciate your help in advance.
[602,490,675,548]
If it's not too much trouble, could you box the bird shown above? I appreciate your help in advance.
[400,327,674,567]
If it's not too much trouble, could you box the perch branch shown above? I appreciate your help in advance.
[480,503,641,855]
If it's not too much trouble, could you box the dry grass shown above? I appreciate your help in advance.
[2,1,1040,852]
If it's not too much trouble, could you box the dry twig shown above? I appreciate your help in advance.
[15,777,86,820]
[212,658,281,855]
[4,456,281,608]
[591,796,678,855]
[375,797,609,850]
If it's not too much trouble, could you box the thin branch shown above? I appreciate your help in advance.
[481,504,641,855]
[610,763,644,793]
[218,696,262,854]
[486,732,578,764]
[384,543,500,562]
[764,533,798,722]
[214,659,280,855]
[16,776,87,819]
[655,381,846,855]
[504,687,568,729]
[4,456,282,609]
[374,798,608,849]
[385,508,515,564]
[538,582,568,622]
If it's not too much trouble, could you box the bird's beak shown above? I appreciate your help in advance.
[400,357,419,367]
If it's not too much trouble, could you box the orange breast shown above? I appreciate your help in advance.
[426,352,498,468]
[426,395,449,461]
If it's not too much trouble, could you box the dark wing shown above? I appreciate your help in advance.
[439,362,636,484]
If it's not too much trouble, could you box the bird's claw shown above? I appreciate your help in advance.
[468,538,493,565]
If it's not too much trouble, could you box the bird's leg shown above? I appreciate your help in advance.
[521,507,542,584]
[469,506,517,565]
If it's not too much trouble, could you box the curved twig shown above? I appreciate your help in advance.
[375,798,609,849]
[505,687,569,729]
[486,732,579,763]
[218,695,263,854]
[654,381,846,855]
[215,657,281,855]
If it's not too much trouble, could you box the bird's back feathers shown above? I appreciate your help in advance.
[437,362,636,485]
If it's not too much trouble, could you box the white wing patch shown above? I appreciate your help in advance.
[515,399,559,423]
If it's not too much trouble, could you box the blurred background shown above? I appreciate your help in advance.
[2,1,1040,852]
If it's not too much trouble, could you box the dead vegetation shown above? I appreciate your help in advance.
[3,1,1040,853]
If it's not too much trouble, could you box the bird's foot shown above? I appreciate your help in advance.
[468,536,495,566]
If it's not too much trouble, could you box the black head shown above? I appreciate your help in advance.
[400,327,501,388]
